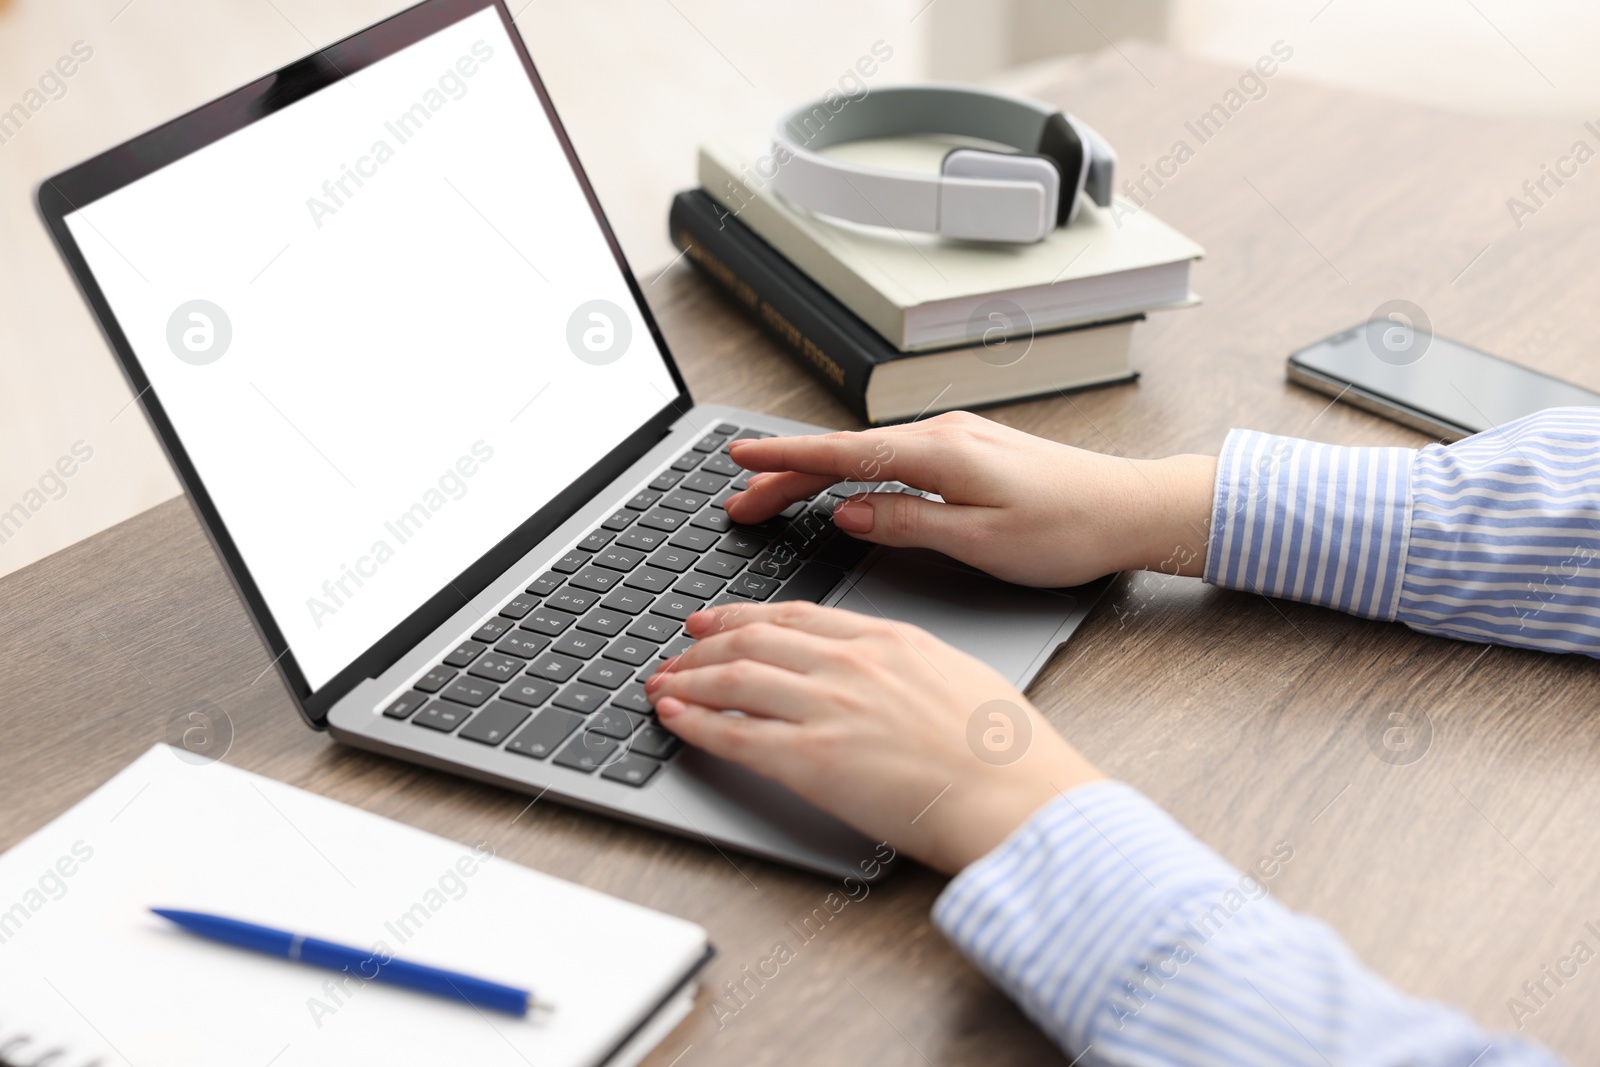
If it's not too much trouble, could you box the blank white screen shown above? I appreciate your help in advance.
[65,7,678,689]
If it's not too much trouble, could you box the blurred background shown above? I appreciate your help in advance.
[2,0,1596,579]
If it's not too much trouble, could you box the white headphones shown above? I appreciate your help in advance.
[770,85,1116,244]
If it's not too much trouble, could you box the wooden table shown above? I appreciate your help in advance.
[5,43,1599,1065]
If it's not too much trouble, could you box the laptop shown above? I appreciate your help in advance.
[38,0,1111,882]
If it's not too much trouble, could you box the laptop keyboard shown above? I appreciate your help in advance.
[379,423,921,789]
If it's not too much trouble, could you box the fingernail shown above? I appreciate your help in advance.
[833,499,873,533]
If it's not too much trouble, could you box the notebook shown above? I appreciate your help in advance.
[0,746,710,1067]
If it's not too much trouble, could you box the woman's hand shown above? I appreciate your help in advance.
[646,600,1104,875]
[725,410,1217,588]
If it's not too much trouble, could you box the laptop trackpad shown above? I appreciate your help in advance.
[828,549,1079,688]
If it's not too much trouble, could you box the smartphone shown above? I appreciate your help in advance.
[1287,321,1600,441]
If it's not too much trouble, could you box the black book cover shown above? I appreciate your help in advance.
[668,188,1137,424]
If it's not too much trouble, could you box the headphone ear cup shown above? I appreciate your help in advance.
[940,149,1061,239]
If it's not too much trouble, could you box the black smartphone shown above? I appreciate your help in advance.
[1287,320,1600,441]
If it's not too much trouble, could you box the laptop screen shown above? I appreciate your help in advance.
[60,5,679,691]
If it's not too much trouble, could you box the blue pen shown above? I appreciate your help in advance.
[151,908,551,1016]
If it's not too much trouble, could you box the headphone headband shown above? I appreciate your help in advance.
[770,85,1115,244]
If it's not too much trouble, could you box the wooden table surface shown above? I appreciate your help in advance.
[5,43,1600,1065]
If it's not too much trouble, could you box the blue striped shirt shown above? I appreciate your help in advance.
[933,408,1598,1065]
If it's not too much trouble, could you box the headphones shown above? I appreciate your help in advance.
[770,85,1116,244]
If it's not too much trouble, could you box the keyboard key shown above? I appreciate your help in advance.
[553,729,621,771]
[551,550,590,574]
[579,659,632,689]
[590,707,643,738]
[547,586,599,615]
[616,526,668,552]
[699,452,742,477]
[468,653,525,683]
[553,682,611,715]
[669,526,719,552]
[494,631,549,659]
[600,508,635,532]
[725,428,769,444]
[713,422,741,436]
[594,546,645,572]
[638,508,687,532]
[692,434,726,453]
[502,677,558,707]
[727,572,780,600]
[383,691,430,720]
[732,472,752,491]
[498,593,539,620]
[649,471,682,491]
[674,572,725,600]
[526,571,564,596]
[681,471,728,495]
[414,665,456,693]
[578,529,613,552]
[710,590,755,609]
[602,754,664,787]
[604,634,658,665]
[711,487,738,510]
[652,592,703,621]
[716,530,766,558]
[577,607,630,636]
[625,489,661,511]
[670,452,702,472]
[647,546,697,573]
[749,547,802,580]
[689,509,732,533]
[414,700,472,733]
[611,683,653,715]
[459,700,530,745]
[439,677,496,707]
[601,586,654,615]
[660,489,710,513]
[771,561,846,605]
[443,641,486,668]
[569,567,622,594]
[658,633,695,660]
[697,556,745,579]
[528,646,586,680]
[552,629,606,659]
[813,534,873,570]
[630,724,682,760]
[520,607,576,636]
[472,617,517,643]
[506,708,585,759]
[624,615,678,646]
[623,566,674,593]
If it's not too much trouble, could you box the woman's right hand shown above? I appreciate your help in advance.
[725,411,1217,588]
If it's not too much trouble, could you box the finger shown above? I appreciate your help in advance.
[655,696,791,776]
[829,492,995,555]
[646,659,826,722]
[729,423,962,494]
[683,600,885,641]
[724,471,839,524]
[658,621,845,676]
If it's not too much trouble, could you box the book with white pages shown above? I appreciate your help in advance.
[0,745,710,1067]
[699,137,1204,352]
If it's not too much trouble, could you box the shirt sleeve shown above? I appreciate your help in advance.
[933,782,1565,1067]
[1204,406,1600,656]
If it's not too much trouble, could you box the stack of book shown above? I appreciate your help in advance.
[669,137,1205,424]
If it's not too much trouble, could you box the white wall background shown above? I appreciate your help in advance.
[3,0,1600,577]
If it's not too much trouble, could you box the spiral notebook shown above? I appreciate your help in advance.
[0,745,710,1067]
